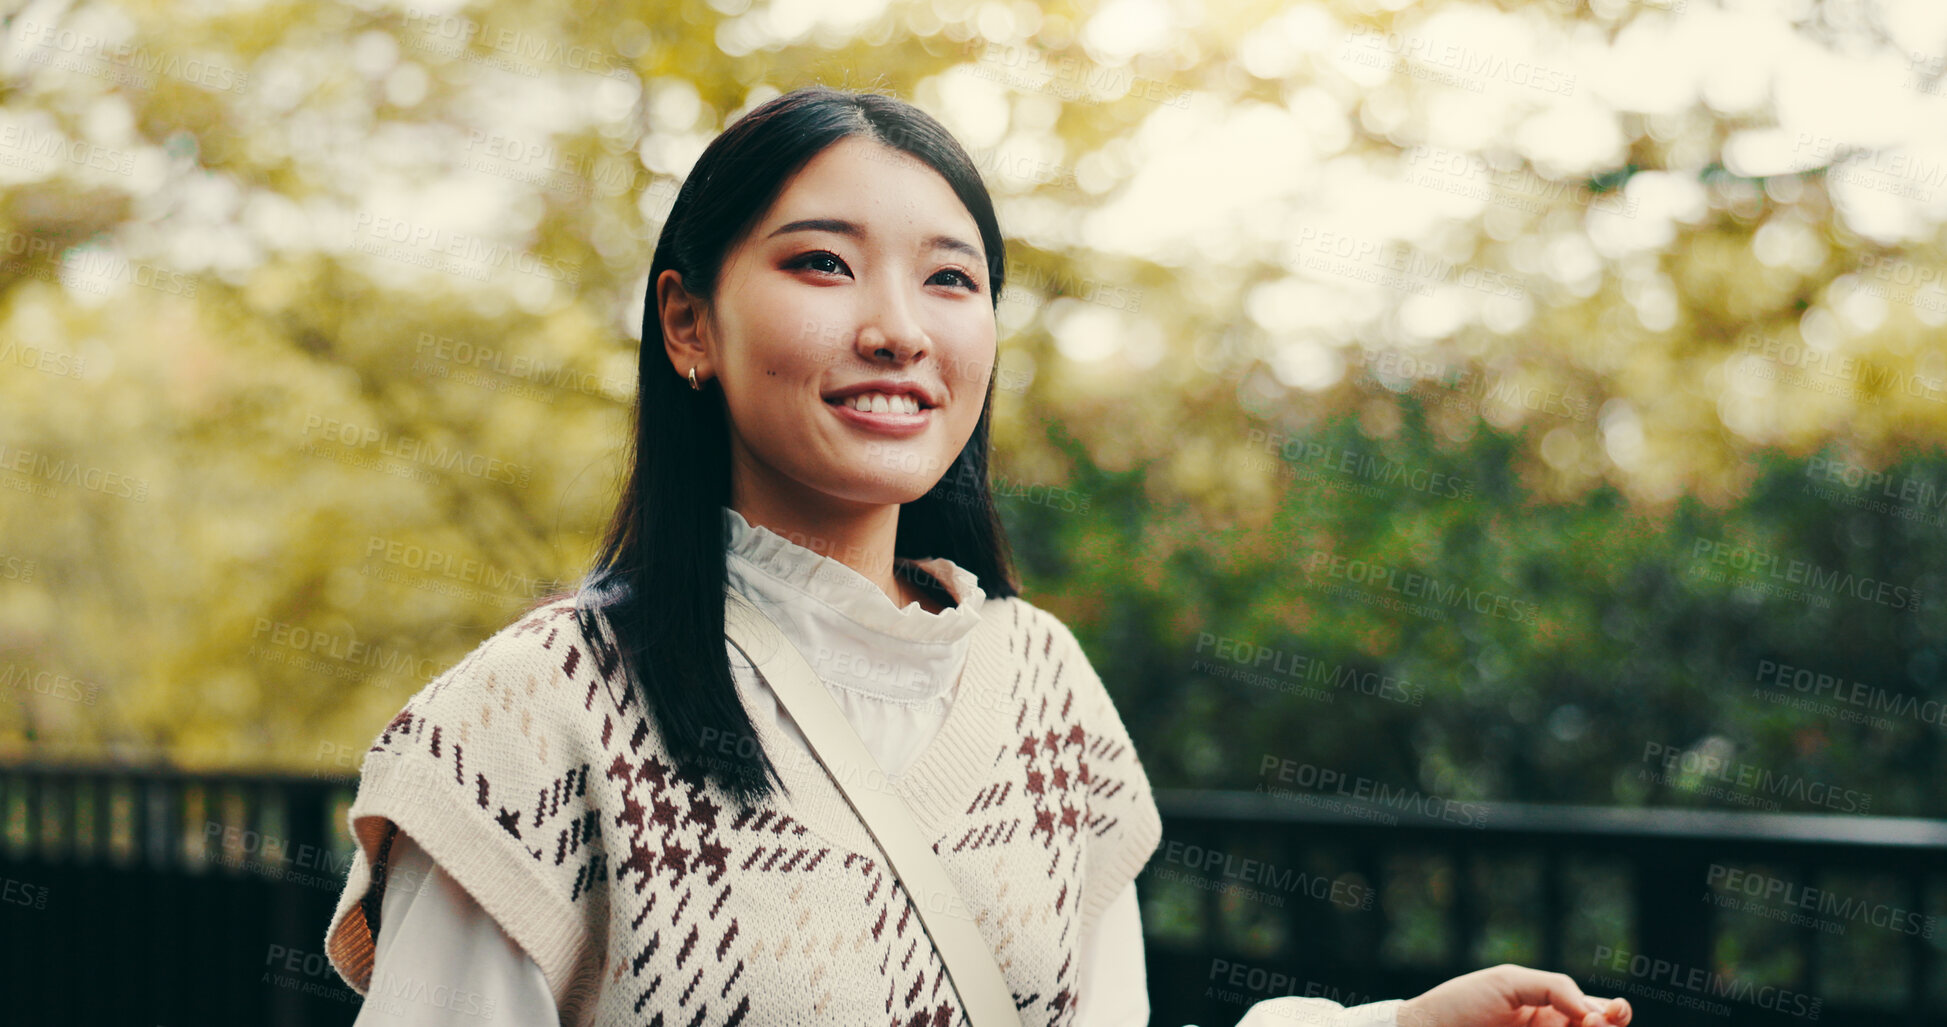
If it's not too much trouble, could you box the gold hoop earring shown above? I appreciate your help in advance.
[688,366,700,391]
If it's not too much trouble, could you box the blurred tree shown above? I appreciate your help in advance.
[0,0,1938,823]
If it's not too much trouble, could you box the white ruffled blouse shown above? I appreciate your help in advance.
[349,505,1151,1026]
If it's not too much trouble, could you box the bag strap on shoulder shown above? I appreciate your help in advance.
[723,595,1020,1026]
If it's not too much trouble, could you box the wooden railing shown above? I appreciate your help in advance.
[1146,789,1947,1027]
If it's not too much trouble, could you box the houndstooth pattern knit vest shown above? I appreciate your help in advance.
[326,588,1163,1026]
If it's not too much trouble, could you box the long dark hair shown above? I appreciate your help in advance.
[560,84,1020,808]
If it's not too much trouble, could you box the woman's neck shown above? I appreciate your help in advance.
[897,562,956,614]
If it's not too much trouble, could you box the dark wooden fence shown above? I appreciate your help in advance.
[0,766,358,1026]
[1146,789,1947,1027]
[0,766,1939,1026]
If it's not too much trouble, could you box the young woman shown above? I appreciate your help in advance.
[324,84,1632,1027]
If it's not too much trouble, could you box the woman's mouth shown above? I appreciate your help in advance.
[825,393,933,436]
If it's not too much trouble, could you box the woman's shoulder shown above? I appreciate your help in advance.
[406,592,605,704]
[984,594,1103,684]
[975,594,1146,758]
[358,591,616,782]
[474,590,597,665]
[949,586,1059,645]
[333,597,610,1021]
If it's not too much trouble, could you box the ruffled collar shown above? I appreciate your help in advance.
[722,506,984,634]
[721,506,986,703]
[571,508,988,703]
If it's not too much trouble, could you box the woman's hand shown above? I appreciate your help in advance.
[1396,965,1632,1027]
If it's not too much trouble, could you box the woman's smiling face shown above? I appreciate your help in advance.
[661,134,997,516]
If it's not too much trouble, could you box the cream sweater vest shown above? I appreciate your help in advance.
[325,587,1164,1025]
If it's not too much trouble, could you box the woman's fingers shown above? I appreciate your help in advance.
[1518,1005,1572,1027]
[1495,968,1628,1027]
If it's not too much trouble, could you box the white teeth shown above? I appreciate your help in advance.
[842,392,921,414]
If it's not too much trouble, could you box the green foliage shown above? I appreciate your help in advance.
[0,0,1939,827]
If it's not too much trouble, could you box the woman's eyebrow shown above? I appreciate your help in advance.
[767,217,982,262]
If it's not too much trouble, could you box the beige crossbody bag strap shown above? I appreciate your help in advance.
[723,596,1021,1026]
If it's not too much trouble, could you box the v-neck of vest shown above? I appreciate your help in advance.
[733,594,1021,856]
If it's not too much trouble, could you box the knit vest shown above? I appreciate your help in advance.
[324,587,1164,1026]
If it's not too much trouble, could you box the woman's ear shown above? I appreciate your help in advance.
[657,268,711,383]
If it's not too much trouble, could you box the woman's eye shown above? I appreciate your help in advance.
[789,251,850,276]
[788,251,979,293]
[934,268,981,293]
